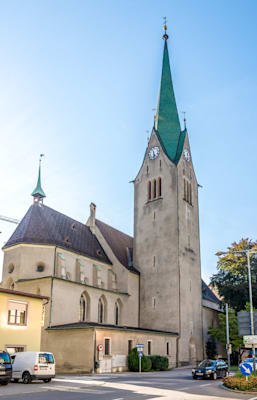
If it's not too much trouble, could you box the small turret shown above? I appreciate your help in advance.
[31,154,46,204]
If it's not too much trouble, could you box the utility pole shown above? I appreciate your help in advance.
[226,303,231,371]
[246,250,256,375]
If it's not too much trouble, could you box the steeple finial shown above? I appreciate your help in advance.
[181,111,187,129]
[163,17,169,40]
[31,154,46,204]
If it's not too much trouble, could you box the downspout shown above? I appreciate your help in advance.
[49,246,57,327]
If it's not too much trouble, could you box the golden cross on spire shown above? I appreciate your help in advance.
[163,17,168,40]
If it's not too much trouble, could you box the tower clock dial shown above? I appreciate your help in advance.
[148,146,160,160]
[184,149,191,162]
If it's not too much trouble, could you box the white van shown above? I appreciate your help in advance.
[11,352,55,383]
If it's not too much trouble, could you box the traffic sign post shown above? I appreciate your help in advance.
[240,362,253,381]
[136,344,144,373]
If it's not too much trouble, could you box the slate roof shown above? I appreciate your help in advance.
[3,204,111,265]
[95,219,139,274]
[47,321,178,336]
[202,280,220,304]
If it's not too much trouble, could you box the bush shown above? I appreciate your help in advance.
[223,376,257,392]
[128,348,152,372]
[149,355,169,371]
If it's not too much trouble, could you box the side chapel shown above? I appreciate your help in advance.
[0,28,221,373]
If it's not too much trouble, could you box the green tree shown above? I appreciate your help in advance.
[210,238,257,312]
[208,309,243,353]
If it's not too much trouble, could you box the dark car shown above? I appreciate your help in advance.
[0,351,12,385]
[192,359,228,380]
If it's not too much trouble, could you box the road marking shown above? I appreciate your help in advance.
[199,383,212,387]
[248,397,257,400]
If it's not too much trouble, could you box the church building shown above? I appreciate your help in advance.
[0,28,221,373]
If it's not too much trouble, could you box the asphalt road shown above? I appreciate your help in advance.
[0,368,256,400]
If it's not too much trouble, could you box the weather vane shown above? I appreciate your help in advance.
[163,17,168,40]
[39,154,45,164]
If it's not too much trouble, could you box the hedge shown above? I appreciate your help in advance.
[223,376,257,392]
[149,355,169,371]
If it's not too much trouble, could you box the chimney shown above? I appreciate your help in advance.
[89,202,96,234]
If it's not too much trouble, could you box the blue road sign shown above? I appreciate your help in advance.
[138,351,143,358]
[240,362,253,376]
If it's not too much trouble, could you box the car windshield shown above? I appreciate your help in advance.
[38,353,54,364]
[244,359,253,363]
[0,352,11,364]
[198,360,214,368]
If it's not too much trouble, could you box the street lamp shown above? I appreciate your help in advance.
[218,248,257,374]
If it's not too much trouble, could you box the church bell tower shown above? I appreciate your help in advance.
[133,27,203,364]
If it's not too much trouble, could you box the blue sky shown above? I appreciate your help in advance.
[0,0,257,283]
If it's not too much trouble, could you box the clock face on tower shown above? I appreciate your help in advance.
[148,146,160,160]
[184,149,191,162]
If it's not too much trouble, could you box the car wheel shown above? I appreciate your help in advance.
[43,379,51,383]
[212,372,217,380]
[13,379,19,383]
[22,372,32,384]
[193,375,197,380]
[0,381,8,386]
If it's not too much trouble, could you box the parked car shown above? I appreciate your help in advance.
[0,351,12,386]
[11,352,55,384]
[192,359,228,380]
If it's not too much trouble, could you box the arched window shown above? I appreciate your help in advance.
[8,264,14,274]
[114,299,122,325]
[80,291,90,322]
[153,179,157,199]
[98,295,107,323]
[158,177,162,197]
[148,181,151,201]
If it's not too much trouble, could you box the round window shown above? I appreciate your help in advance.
[37,265,45,272]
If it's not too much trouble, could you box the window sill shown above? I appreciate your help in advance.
[183,199,193,207]
[146,197,163,204]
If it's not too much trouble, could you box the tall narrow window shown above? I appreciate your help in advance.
[189,183,192,204]
[80,295,86,321]
[166,342,170,356]
[98,298,104,323]
[184,179,186,200]
[128,340,133,354]
[153,179,157,199]
[148,341,152,355]
[148,181,151,201]
[104,338,110,355]
[158,177,162,197]
[115,302,119,325]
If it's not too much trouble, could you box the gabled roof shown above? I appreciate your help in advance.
[3,204,111,265]
[95,219,139,274]
[155,37,185,164]
[202,280,220,304]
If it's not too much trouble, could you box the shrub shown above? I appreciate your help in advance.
[149,355,169,371]
[128,348,152,372]
[223,376,257,392]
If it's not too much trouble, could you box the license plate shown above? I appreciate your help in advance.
[196,372,203,375]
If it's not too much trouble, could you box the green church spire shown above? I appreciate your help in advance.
[155,27,185,164]
[31,154,46,203]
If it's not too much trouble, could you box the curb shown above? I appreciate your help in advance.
[221,383,257,395]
